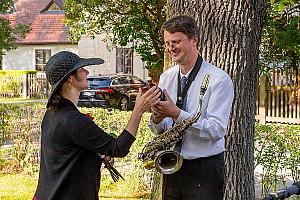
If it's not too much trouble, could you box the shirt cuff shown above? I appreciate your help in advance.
[118,130,136,150]
[176,110,192,122]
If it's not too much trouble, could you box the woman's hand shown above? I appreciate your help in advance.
[133,86,161,115]
[102,155,114,166]
[125,86,161,137]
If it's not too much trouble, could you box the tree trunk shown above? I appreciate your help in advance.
[148,64,164,85]
[150,171,163,200]
[166,0,267,199]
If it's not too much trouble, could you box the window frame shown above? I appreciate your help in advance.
[116,47,133,74]
[35,49,51,71]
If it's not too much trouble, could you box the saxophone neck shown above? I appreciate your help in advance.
[190,99,202,123]
[191,109,202,123]
[192,74,210,122]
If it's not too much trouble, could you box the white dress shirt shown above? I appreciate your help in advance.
[149,60,234,159]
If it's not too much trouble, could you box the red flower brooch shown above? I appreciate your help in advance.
[85,113,94,120]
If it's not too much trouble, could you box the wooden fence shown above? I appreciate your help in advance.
[256,68,300,124]
[0,73,50,99]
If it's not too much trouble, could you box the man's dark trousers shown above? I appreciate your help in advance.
[162,152,224,200]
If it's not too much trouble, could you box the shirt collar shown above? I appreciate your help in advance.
[180,67,193,79]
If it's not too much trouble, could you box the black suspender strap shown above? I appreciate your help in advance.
[176,55,203,109]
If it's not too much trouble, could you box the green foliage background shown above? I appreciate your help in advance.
[255,123,300,197]
[260,0,300,73]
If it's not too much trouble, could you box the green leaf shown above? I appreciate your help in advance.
[278,2,285,11]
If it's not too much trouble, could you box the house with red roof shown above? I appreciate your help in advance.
[1,0,148,80]
[1,0,77,71]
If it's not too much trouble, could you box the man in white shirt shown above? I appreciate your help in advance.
[149,15,234,200]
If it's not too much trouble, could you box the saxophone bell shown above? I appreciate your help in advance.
[155,150,183,174]
[141,150,183,174]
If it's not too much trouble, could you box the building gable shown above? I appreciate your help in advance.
[41,0,64,13]
[14,0,50,25]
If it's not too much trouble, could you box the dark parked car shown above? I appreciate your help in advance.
[78,74,150,110]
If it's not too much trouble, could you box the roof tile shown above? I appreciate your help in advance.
[18,14,71,44]
[15,0,50,25]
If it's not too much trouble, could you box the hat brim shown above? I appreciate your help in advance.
[47,57,104,107]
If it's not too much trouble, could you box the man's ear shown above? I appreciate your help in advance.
[192,37,198,47]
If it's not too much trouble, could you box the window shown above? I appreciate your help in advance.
[131,76,145,84]
[116,48,133,74]
[111,78,120,85]
[48,3,61,11]
[88,78,110,88]
[35,49,51,71]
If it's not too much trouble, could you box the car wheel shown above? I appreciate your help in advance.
[119,97,129,111]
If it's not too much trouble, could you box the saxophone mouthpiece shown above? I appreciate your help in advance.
[200,74,210,95]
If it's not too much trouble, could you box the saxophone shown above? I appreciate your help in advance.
[138,74,210,174]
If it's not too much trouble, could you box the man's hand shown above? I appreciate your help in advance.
[134,86,161,114]
[151,89,181,124]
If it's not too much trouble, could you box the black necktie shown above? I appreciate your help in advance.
[174,76,188,153]
[180,76,188,110]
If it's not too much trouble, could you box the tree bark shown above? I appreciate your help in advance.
[150,171,163,200]
[166,0,267,199]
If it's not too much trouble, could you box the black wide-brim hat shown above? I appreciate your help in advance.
[45,51,104,107]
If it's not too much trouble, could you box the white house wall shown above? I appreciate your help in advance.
[2,44,78,70]
[78,35,148,80]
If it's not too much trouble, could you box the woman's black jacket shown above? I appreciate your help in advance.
[34,98,135,200]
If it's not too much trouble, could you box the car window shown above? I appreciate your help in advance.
[131,76,145,84]
[111,78,119,85]
[119,77,130,85]
[88,77,110,89]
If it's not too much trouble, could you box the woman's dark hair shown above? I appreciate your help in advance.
[161,15,200,47]
[48,69,81,109]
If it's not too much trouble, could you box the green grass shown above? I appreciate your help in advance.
[0,173,38,200]
[0,173,150,200]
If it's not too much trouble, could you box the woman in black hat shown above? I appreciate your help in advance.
[33,51,160,200]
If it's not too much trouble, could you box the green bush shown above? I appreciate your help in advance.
[0,151,5,170]
[255,124,300,196]
[0,102,45,174]
[0,70,38,98]
[79,107,154,196]
[0,79,22,97]
[0,70,37,76]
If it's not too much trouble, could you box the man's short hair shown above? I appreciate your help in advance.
[160,15,200,43]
